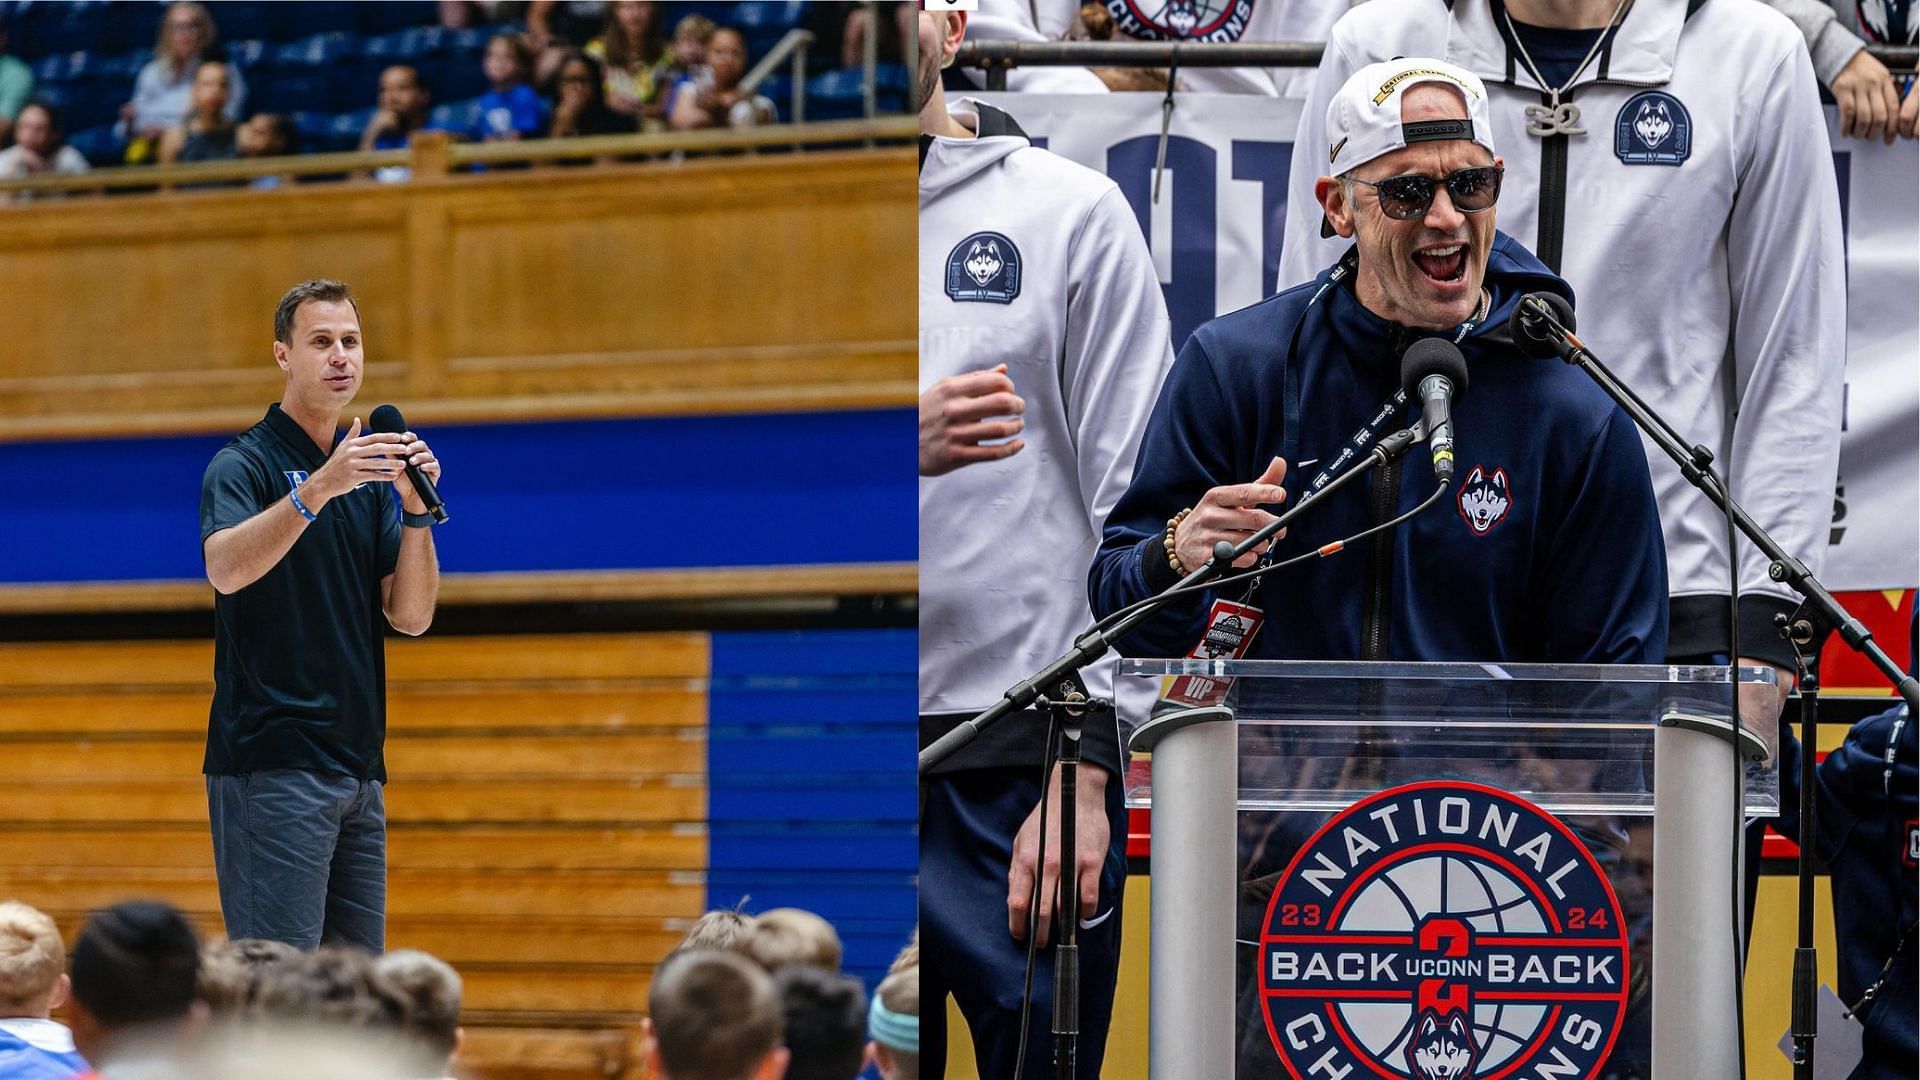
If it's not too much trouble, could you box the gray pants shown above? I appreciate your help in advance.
[206,769,387,951]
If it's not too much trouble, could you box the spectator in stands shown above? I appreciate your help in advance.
[550,53,631,138]
[741,908,842,975]
[0,102,91,199]
[0,13,33,148]
[234,113,297,190]
[375,951,463,1080]
[122,1,246,164]
[586,2,669,125]
[0,900,87,1078]
[832,1,915,70]
[527,1,610,87]
[157,61,237,166]
[252,949,409,1039]
[360,66,439,153]
[667,908,756,959]
[774,967,868,1080]
[196,938,296,1018]
[474,34,548,142]
[667,28,774,131]
[64,901,205,1076]
[642,951,788,1080]
[867,965,917,1080]
[661,13,717,89]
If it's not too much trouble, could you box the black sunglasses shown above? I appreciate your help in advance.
[1350,165,1503,221]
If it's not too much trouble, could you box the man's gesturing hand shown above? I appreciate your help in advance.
[389,430,443,516]
[303,418,409,507]
[1173,456,1289,572]
[920,364,1026,476]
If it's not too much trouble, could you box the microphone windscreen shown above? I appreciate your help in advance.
[1401,337,1469,399]
[368,404,407,434]
[1507,292,1577,358]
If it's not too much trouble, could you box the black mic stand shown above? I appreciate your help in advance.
[1516,296,1920,1080]
[1515,296,1918,708]
[921,425,1421,1080]
[1778,603,1833,1080]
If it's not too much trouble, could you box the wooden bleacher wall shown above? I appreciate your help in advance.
[0,144,918,1079]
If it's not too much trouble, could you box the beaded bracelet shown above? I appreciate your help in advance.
[1164,507,1193,573]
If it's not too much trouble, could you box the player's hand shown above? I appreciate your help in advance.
[1832,49,1901,144]
[1738,657,1794,765]
[1008,764,1110,949]
[919,364,1026,476]
[1174,457,1289,572]
[1898,79,1918,140]
[389,431,441,515]
[304,418,409,505]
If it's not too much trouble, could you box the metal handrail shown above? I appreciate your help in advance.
[741,26,817,124]
[956,39,1919,89]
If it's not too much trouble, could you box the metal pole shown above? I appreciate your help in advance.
[1654,719,1744,1078]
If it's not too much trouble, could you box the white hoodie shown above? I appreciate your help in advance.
[1279,0,1846,663]
[920,99,1175,741]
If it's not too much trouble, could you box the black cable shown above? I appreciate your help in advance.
[1011,706,1061,1080]
[1091,480,1453,636]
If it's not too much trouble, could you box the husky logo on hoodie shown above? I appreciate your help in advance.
[1456,466,1512,535]
[946,231,1022,303]
[1614,91,1691,165]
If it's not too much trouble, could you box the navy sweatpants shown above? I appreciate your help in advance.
[922,767,1130,1080]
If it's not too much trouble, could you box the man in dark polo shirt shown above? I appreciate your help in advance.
[198,278,443,951]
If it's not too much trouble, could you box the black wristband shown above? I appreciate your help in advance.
[403,511,438,529]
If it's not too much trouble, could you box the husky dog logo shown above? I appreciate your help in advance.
[1260,781,1629,1080]
[1614,91,1691,165]
[1105,0,1256,43]
[1632,100,1673,149]
[1456,466,1511,535]
[964,239,1004,287]
[1407,1010,1478,1080]
[945,231,1022,303]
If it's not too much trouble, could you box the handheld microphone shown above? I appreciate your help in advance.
[368,404,448,524]
[1400,338,1469,485]
[1508,292,1578,360]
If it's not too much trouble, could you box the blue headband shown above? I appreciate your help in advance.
[868,994,918,1053]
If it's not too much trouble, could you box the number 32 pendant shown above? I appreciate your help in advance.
[1524,100,1584,137]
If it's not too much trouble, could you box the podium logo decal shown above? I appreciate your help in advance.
[1105,0,1255,43]
[1261,781,1628,1080]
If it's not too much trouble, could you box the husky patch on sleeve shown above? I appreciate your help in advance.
[945,232,1022,304]
[1614,91,1691,166]
[1456,466,1512,535]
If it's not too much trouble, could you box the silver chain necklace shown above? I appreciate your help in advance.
[1500,0,1634,138]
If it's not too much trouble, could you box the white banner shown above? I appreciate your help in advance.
[978,93,1919,591]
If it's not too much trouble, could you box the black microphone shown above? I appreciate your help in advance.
[1508,291,1577,359]
[368,404,448,524]
[1400,338,1469,485]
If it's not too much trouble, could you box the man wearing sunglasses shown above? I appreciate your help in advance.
[1091,58,1669,1077]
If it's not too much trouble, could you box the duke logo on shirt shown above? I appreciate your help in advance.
[945,232,1022,304]
[1615,91,1692,166]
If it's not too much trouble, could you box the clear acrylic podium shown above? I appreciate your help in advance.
[1121,659,1778,1080]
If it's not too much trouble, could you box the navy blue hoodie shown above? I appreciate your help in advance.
[1090,231,1667,666]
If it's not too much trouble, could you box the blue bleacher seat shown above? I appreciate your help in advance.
[804,68,874,122]
[329,108,375,153]
[355,1,439,37]
[428,97,483,137]
[422,54,489,107]
[100,1,160,56]
[271,2,359,43]
[210,4,274,46]
[272,31,360,69]
[65,122,124,167]
[32,52,71,83]
[225,38,270,72]
[290,109,335,149]
[734,1,810,59]
[251,73,329,116]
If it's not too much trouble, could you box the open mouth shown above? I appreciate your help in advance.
[1412,243,1468,284]
[326,374,354,388]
